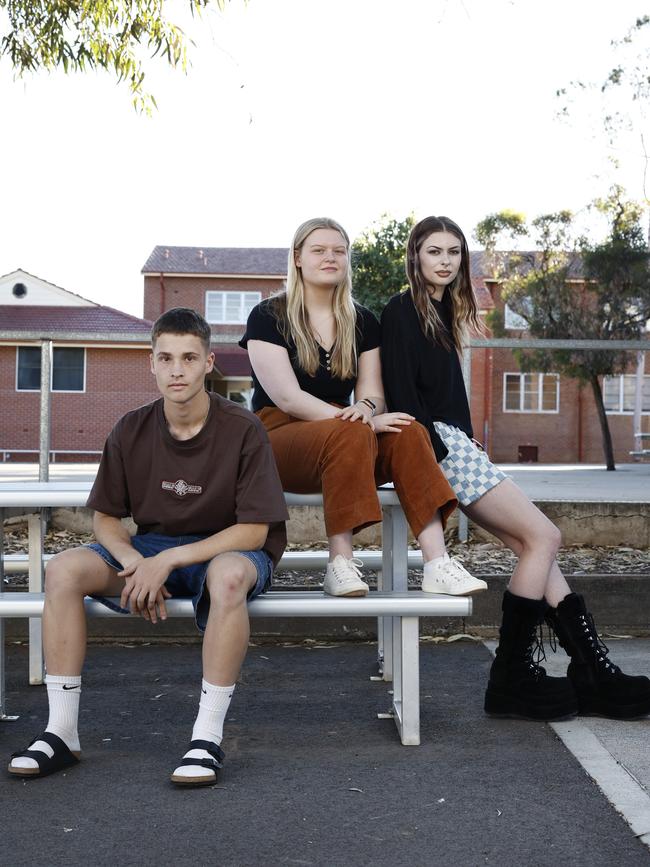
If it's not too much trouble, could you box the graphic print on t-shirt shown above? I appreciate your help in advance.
[161,479,203,497]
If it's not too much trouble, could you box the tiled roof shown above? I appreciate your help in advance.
[141,246,579,312]
[213,347,251,377]
[0,305,152,336]
[469,250,585,280]
[142,246,289,276]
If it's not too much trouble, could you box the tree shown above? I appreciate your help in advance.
[351,214,414,317]
[557,16,650,196]
[0,0,226,110]
[475,189,650,470]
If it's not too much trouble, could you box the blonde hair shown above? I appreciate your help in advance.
[405,216,484,352]
[271,217,358,379]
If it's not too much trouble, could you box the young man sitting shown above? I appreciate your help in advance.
[8,307,288,787]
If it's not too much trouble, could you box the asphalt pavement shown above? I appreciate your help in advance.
[2,639,650,867]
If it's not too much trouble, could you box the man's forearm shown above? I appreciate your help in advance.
[93,512,139,564]
[164,523,269,571]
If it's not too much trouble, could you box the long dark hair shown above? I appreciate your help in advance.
[405,216,483,351]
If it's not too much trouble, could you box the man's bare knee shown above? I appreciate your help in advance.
[45,548,111,598]
[206,558,253,609]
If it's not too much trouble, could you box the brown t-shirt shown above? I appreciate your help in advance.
[87,393,288,566]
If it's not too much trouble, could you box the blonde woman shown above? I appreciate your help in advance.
[240,217,485,598]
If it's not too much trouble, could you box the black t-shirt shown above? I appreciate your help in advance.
[380,290,473,461]
[86,393,288,566]
[239,297,381,412]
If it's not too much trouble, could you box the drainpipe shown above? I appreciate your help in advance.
[577,383,583,463]
[633,351,645,454]
[458,348,472,542]
[159,272,166,316]
[482,347,491,453]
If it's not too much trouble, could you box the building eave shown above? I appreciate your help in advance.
[143,272,285,280]
[0,330,243,344]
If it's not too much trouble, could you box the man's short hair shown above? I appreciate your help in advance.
[151,308,212,352]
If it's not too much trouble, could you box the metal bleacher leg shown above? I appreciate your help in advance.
[379,504,408,682]
[1,509,18,720]
[391,615,420,745]
[28,514,45,685]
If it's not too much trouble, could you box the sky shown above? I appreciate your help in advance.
[2,0,650,317]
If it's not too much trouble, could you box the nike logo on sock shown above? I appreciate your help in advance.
[62,684,80,690]
[202,688,207,694]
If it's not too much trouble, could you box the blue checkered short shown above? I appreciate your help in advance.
[434,422,507,506]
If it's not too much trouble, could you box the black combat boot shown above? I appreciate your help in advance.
[484,590,578,721]
[546,593,650,719]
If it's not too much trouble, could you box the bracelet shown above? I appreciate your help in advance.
[357,398,376,416]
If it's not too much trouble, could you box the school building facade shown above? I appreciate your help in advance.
[141,245,288,408]
[0,251,646,464]
[469,256,649,464]
[0,269,156,462]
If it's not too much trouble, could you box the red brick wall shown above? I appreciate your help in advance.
[143,274,285,338]
[484,283,646,463]
[0,346,158,460]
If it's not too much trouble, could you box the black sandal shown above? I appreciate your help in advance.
[170,739,225,787]
[8,732,81,778]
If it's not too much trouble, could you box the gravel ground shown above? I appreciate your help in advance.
[2,525,649,590]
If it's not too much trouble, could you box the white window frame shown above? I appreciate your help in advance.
[504,301,531,330]
[205,291,261,325]
[227,387,252,410]
[15,346,87,393]
[503,372,560,413]
[603,374,650,415]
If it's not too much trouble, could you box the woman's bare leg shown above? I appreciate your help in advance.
[328,531,354,560]
[462,479,567,601]
[417,513,447,561]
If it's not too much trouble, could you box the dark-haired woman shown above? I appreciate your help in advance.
[240,216,486,599]
[380,215,650,721]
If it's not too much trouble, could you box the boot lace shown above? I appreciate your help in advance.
[578,613,620,675]
[522,623,548,679]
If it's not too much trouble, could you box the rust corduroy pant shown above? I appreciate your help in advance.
[258,407,457,538]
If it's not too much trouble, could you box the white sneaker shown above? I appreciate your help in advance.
[422,554,487,596]
[323,555,369,597]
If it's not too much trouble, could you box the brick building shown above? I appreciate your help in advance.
[2,244,645,464]
[141,245,649,464]
[0,269,156,462]
[141,246,288,406]
[471,253,649,464]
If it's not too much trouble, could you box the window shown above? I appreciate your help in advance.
[603,374,650,414]
[16,347,85,392]
[227,389,252,409]
[503,373,559,413]
[205,291,261,324]
[16,347,42,390]
[504,300,532,330]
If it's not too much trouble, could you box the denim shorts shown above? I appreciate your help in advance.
[433,422,508,507]
[86,533,273,632]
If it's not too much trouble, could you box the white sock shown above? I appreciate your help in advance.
[173,681,235,780]
[10,674,81,770]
